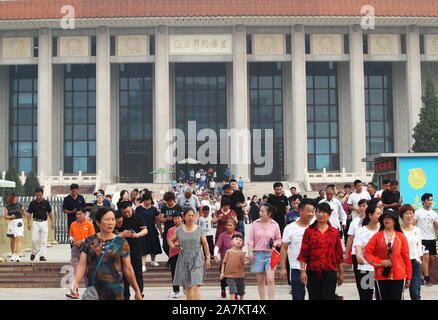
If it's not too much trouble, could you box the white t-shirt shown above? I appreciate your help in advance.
[209,181,216,189]
[353,225,379,271]
[347,217,364,255]
[199,215,215,236]
[414,208,438,240]
[347,191,371,219]
[282,222,308,270]
[402,226,423,261]
[375,190,384,199]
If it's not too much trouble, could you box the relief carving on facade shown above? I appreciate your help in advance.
[117,35,149,56]
[59,36,89,57]
[369,34,400,55]
[311,34,343,54]
[253,34,285,54]
[425,35,438,54]
[2,37,33,58]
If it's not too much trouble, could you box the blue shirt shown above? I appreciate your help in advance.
[238,179,244,188]
[286,209,300,225]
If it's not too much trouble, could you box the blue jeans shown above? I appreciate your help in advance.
[237,220,245,239]
[291,269,305,300]
[409,259,421,300]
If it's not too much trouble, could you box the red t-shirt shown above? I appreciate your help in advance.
[167,226,180,258]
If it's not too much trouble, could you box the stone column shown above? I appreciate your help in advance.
[349,25,366,173]
[154,25,171,183]
[37,28,53,180]
[0,66,9,172]
[338,62,352,171]
[406,25,422,149]
[231,25,250,181]
[51,65,64,174]
[290,25,307,182]
[96,26,112,183]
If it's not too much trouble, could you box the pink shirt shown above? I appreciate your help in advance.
[247,218,281,252]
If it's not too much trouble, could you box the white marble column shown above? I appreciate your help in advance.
[231,25,250,181]
[290,25,307,182]
[37,28,53,179]
[0,66,9,172]
[406,25,422,149]
[154,26,171,183]
[349,25,366,173]
[96,26,112,183]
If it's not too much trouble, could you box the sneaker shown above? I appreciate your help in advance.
[151,261,159,267]
[426,282,433,287]
[174,291,184,298]
[15,255,20,262]
[221,289,226,298]
[30,254,36,261]
[142,265,147,273]
[39,256,47,262]
[10,254,16,262]
[335,293,344,300]
[168,291,176,299]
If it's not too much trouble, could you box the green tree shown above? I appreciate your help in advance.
[412,74,438,152]
[1,167,24,200]
[23,171,41,196]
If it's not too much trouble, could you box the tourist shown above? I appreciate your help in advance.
[160,191,183,258]
[319,187,347,237]
[66,207,95,299]
[199,206,215,259]
[280,198,316,300]
[167,212,184,298]
[267,182,289,236]
[176,186,201,220]
[220,234,248,300]
[168,209,211,300]
[247,204,282,300]
[298,202,344,300]
[222,183,246,237]
[286,194,302,225]
[414,193,438,287]
[209,178,216,196]
[116,190,130,211]
[364,209,412,300]
[367,183,378,199]
[136,192,162,271]
[213,197,238,243]
[214,219,242,298]
[70,207,142,300]
[4,193,25,262]
[375,179,390,198]
[90,193,105,232]
[249,195,261,223]
[63,184,86,233]
[353,199,382,300]
[238,177,244,192]
[287,187,298,207]
[225,167,231,182]
[400,204,423,300]
[381,180,402,216]
[315,190,325,204]
[130,189,140,208]
[105,194,116,210]
[347,180,371,220]
[27,187,54,262]
[118,201,148,300]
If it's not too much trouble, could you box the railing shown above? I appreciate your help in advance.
[0,196,70,261]
[1,170,101,187]
[303,167,374,191]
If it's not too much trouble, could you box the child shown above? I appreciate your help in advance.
[166,213,184,298]
[199,206,215,258]
[220,234,248,300]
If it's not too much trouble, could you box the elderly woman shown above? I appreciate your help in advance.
[71,207,142,300]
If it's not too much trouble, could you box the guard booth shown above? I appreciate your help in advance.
[363,153,438,209]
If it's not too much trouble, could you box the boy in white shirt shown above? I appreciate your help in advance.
[199,206,215,259]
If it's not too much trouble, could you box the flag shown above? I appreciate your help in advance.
[270,249,281,270]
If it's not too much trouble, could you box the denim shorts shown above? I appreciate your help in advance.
[251,251,272,273]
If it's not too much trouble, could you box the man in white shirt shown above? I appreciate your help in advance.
[414,193,438,286]
[319,187,347,236]
[279,198,315,300]
[347,180,371,220]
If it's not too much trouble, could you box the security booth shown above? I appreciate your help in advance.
[363,153,438,209]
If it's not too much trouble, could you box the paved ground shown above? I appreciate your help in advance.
[0,283,438,300]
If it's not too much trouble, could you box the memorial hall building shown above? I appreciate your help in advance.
[0,0,437,187]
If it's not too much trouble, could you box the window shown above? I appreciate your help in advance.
[364,62,394,170]
[9,65,38,173]
[306,62,339,171]
[119,63,153,182]
[249,62,284,181]
[175,63,227,179]
[64,64,96,173]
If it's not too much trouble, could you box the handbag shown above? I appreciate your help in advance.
[82,236,118,300]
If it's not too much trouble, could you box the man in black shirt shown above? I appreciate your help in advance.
[27,187,54,261]
[381,180,402,216]
[267,182,289,235]
[62,184,86,232]
[222,184,246,238]
[119,201,148,300]
[160,191,183,257]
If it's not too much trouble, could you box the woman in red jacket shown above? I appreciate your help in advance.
[364,210,412,300]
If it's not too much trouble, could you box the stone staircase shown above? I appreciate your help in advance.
[0,262,356,288]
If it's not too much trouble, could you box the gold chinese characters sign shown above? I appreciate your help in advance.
[169,35,232,55]
[2,37,33,58]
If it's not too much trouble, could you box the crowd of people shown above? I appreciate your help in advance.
[2,177,437,301]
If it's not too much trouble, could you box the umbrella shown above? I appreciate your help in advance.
[0,179,16,188]
[177,157,201,165]
[149,168,175,192]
